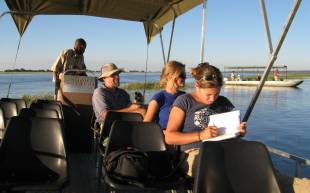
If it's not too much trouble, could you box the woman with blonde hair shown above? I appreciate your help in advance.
[144,61,186,130]
[165,62,247,177]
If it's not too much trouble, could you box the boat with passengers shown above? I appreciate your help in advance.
[1,0,309,193]
[223,65,304,87]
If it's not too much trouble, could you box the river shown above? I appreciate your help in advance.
[0,72,309,177]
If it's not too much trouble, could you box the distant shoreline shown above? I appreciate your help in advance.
[1,71,310,79]
[0,71,51,74]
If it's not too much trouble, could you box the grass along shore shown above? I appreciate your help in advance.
[21,92,54,104]
[121,73,309,90]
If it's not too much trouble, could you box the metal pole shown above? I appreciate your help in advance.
[295,161,301,177]
[7,36,22,98]
[259,0,273,54]
[0,11,11,21]
[200,0,208,63]
[167,14,176,62]
[243,0,302,122]
[143,44,149,99]
[159,29,167,64]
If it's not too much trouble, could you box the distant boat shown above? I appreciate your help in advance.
[224,65,304,87]
[224,79,304,87]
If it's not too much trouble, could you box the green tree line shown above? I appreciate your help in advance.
[3,68,52,72]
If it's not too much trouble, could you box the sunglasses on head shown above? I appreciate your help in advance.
[179,72,187,79]
[202,74,217,81]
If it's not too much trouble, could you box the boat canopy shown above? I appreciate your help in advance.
[4,0,204,43]
[224,65,287,70]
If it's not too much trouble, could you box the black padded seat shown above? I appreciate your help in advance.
[102,120,184,192]
[100,111,143,139]
[0,108,5,140]
[35,99,63,113]
[0,101,18,126]
[30,102,63,119]
[19,108,59,119]
[36,99,63,109]
[0,116,68,192]
[193,140,282,193]
[96,112,143,178]
[0,98,27,113]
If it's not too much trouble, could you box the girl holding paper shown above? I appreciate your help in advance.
[165,62,247,177]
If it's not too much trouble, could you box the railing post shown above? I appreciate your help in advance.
[295,161,301,177]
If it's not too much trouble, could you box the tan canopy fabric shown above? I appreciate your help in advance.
[5,0,204,43]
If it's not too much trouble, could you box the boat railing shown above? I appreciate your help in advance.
[267,146,310,177]
[64,69,97,77]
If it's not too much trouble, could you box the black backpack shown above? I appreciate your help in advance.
[103,148,149,187]
[103,148,185,188]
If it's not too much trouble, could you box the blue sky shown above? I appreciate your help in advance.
[0,0,309,71]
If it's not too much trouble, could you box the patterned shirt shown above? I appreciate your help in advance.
[173,93,234,151]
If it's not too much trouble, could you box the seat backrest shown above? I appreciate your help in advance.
[0,108,5,139]
[36,99,62,109]
[29,117,66,158]
[0,98,27,113]
[0,101,18,126]
[36,99,61,104]
[19,108,59,119]
[0,116,65,183]
[30,103,63,119]
[100,111,143,138]
[193,140,281,193]
[105,120,166,155]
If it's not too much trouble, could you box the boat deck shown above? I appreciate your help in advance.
[63,153,178,193]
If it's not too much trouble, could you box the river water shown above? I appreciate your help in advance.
[0,72,309,177]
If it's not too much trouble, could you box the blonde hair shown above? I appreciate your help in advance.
[159,61,185,87]
[191,62,223,88]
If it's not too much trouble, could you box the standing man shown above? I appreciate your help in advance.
[92,63,146,124]
[51,38,87,100]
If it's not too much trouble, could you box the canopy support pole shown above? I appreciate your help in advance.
[142,44,150,99]
[7,36,23,98]
[159,29,167,64]
[167,13,176,62]
[200,0,208,63]
[0,11,10,21]
[243,0,302,122]
[259,0,273,54]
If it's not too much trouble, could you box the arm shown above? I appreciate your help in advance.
[165,106,218,145]
[143,100,159,122]
[92,89,108,123]
[51,50,67,82]
[112,103,146,117]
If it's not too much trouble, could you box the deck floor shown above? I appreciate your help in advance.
[61,153,98,193]
[63,153,184,193]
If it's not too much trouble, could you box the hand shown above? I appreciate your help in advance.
[199,126,218,140]
[136,107,146,117]
[130,103,141,109]
[238,122,247,137]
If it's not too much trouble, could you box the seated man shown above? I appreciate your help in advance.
[92,63,146,124]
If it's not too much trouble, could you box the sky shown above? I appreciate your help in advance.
[0,0,309,71]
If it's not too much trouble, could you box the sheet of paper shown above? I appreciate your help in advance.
[203,110,240,141]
